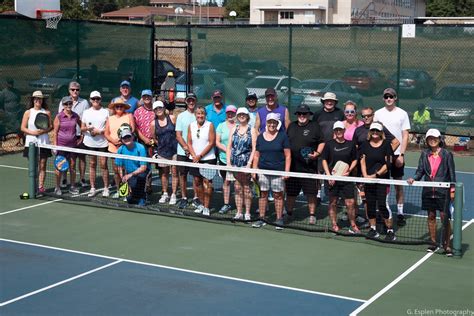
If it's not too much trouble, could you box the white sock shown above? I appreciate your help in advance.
[397,204,404,215]
[371,225,376,230]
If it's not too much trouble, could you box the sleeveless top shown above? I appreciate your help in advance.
[25,108,50,147]
[154,115,177,159]
[189,120,215,161]
[56,111,80,147]
[257,104,286,133]
[231,126,252,167]
[108,113,133,153]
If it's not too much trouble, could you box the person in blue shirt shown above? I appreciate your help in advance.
[205,90,227,132]
[115,125,149,206]
[112,81,139,114]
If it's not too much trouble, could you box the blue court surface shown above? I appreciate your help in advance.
[0,240,364,315]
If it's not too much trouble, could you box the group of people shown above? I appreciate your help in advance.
[20,81,456,251]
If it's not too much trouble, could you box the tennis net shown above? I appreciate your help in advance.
[31,143,463,250]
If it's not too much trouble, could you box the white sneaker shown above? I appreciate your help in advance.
[112,192,119,199]
[54,187,62,196]
[194,205,203,214]
[102,188,110,198]
[87,188,97,197]
[169,194,177,205]
[202,207,210,216]
[234,213,243,220]
[159,192,169,204]
[244,213,251,221]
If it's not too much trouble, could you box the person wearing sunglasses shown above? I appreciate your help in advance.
[374,88,411,227]
[58,81,90,189]
[81,91,110,197]
[342,101,363,141]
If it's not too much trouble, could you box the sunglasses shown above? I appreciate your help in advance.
[63,102,73,106]
[115,105,124,109]
[344,110,356,115]
[370,129,382,133]
[296,112,308,116]
[383,94,395,99]
[91,97,101,101]
[361,114,374,119]
[121,135,132,140]
[196,128,200,139]
[334,128,344,132]
[70,88,80,92]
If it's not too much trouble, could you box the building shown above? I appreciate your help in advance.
[149,0,198,9]
[249,0,426,25]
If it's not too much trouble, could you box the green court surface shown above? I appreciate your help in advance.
[1,152,473,315]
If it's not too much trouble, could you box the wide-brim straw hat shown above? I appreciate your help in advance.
[109,99,131,110]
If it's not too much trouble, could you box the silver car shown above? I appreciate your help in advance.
[428,84,474,126]
[245,75,301,107]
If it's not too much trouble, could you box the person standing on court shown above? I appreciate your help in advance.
[21,91,53,194]
[374,88,411,226]
[407,129,456,256]
[321,121,358,233]
[81,91,110,198]
[286,104,324,225]
[245,92,259,129]
[359,122,396,241]
[354,106,399,150]
[215,105,237,214]
[205,90,227,133]
[254,88,290,134]
[111,80,139,114]
[312,92,344,142]
[252,113,291,230]
[342,100,363,141]
[58,81,89,189]
[175,93,198,209]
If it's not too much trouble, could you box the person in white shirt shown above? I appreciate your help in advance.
[81,91,110,197]
[374,88,411,226]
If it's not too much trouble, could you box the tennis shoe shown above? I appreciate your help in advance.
[169,194,177,205]
[80,179,88,188]
[219,204,232,214]
[138,199,146,207]
[445,249,453,257]
[349,225,361,234]
[69,186,79,195]
[397,214,406,226]
[274,218,284,230]
[192,198,202,208]
[233,213,243,220]
[194,205,204,214]
[102,188,110,198]
[356,215,367,224]
[111,192,119,199]
[38,186,45,194]
[367,228,379,238]
[159,192,169,204]
[54,187,62,196]
[385,231,396,241]
[202,207,210,216]
[87,188,97,197]
[61,178,67,188]
[252,219,266,228]
[244,213,251,221]
[177,198,188,209]
[426,245,439,253]
[309,215,316,225]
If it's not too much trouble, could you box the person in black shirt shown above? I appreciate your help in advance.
[354,106,399,150]
[312,92,345,142]
[359,122,396,241]
[321,121,358,233]
[286,105,325,225]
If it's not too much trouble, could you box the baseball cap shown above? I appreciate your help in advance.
[226,105,237,113]
[265,88,277,97]
[425,128,441,138]
[141,89,152,97]
[90,91,101,99]
[212,90,222,98]
[236,107,250,116]
[294,104,313,115]
[186,92,197,101]
[383,88,397,97]
[369,122,383,131]
[120,128,133,139]
[61,96,73,104]
[333,121,345,130]
[152,100,165,110]
[246,92,258,100]
[120,80,131,88]
[321,92,338,102]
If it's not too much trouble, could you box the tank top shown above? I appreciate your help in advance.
[257,104,286,133]
[108,114,133,153]
[154,115,177,159]
[231,126,252,167]
[56,111,80,147]
[25,108,50,147]
[189,120,215,161]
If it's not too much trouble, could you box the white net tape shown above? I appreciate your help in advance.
[42,11,62,29]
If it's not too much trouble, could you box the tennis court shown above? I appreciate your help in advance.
[1,152,473,315]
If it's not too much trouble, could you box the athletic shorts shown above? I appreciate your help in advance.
[155,153,177,168]
[285,177,318,197]
[83,145,108,153]
[23,147,52,159]
[177,154,191,175]
[327,180,355,199]
[259,174,284,193]
[422,195,450,216]
[391,155,405,178]
[189,158,217,178]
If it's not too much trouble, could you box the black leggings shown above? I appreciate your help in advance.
[365,184,390,220]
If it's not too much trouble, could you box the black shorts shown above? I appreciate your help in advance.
[286,177,318,197]
[177,154,191,175]
[218,157,227,179]
[76,142,87,159]
[23,147,52,159]
[83,145,108,153]
[327,181,355,199]
[391,155,405,178]
[189,158,217,178]
[422,195,450,216]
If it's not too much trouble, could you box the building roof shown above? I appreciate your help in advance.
[150,0,194,4]
[101,5,225,19]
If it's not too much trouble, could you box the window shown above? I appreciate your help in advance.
[280,11,294,19]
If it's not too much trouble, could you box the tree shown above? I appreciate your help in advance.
[426,0,474,17]
[224,0,249,18]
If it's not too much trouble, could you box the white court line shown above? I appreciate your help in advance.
[0,238,366,304]
[349,219,474,316]
[0,260,122,307]
[0,199,62,216]
[0,165,28,170]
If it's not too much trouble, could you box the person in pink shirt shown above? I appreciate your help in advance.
[343,100,363,141]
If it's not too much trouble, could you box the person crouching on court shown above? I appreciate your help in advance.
[115,126,149,206]
[359,122,395,241]
[407,129,456,256]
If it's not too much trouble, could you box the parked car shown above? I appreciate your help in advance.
[241,59,288,79]
[427,84,474,126]
[292,79,364,112]
[29,68,91,98]
[342,68,388,96]
[174,69,229,105]
[245,75,303,108]
[388,69,436,99]
[196,53,243,77]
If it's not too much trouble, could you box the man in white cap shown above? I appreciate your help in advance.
[374,87,411,226]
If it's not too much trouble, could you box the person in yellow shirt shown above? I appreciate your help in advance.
[412,103,431,144]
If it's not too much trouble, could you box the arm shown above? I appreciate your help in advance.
[187,125,197,161]
[284,108,290,130]
[20,110,33,136]
[407,153,425,184]
[360,155,369,178]
[283,148,291,180]
[128,113,136,133]
[176,130,188,155]
[52,116,60,146]
[149,120,157,145]
[254,113,261,135]
[226,126,235,166]
[215,126,226,153]
[248,128,258,168]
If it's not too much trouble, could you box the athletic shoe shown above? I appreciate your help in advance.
[61,178,67,188]
[192,198,202,208]
[268,195,274,202]
[252,219,266,228]
[54,187,62,196]
[111,192,119,199]
[159,192,169,204]
[233,213,243,220]
[138,199,146,207]
[244,213,251,221]
[309,215,316,225]
[426,245,439,253]
[80,179,87,188]
[274,218,284,230]
[367,228,379,238]
[87,188,97,197]
[177,198,188,209]
[102,188,110,198]
[202,207,210,216]
[219,204,232,214]
[385,231,396,241]
[397,214,406,226]
[349,225,361,234]
[445,249,453,257]
[356,215,367,224]
[38,186,45,193]
[194,205,204,214]
[332,224,340,232]
[69,186,79,195]
[169,194,177,205]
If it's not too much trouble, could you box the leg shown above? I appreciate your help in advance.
[328,195,338,229]
[427,210,437,245]
[234,179,243,216]
[346,198,358,231]
[89,155,97,189]
[259,191,268,219]
[99,156,109,188]
[273,191,284,220]
[69,157,77,188]
[171,165,178,195]
[203,179,213,208]
[160,166,169,194]
[179,173,187,199]
[286,195,297,216]
[79,154,86,183]
[194,176,204,204]
[38,157,47,189]
[223,179,230,205]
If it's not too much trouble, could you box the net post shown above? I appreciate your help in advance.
[28,143,37,199]
[453,183,463,257]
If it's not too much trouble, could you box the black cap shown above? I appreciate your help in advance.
[294,104,313,115]
[265,88,277,97]
[246,92,258,100]
[186,92,197,101]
